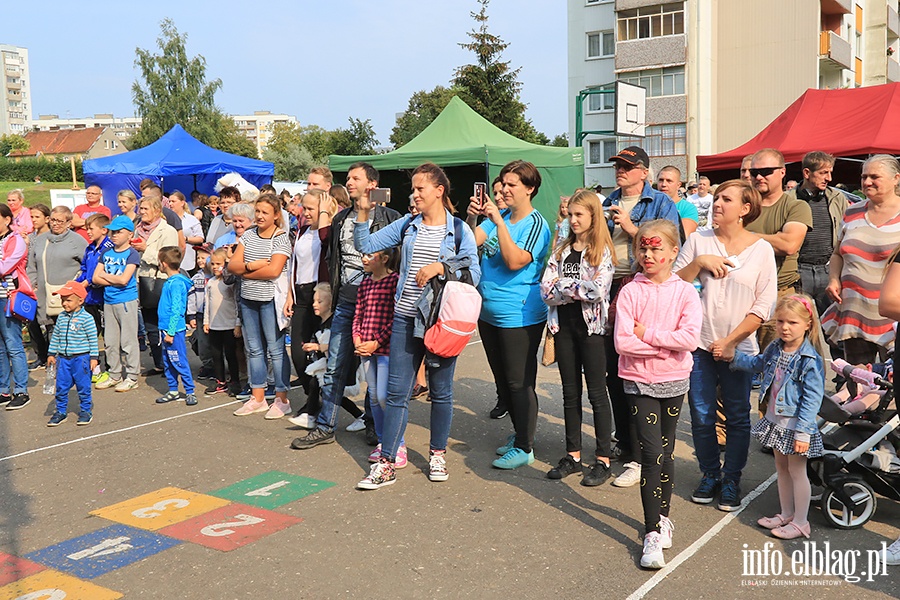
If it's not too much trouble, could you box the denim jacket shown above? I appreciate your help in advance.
[731,338,824,436]
[604,182,681,234]
[354,211,481,337]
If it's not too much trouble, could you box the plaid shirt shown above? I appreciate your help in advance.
[352,272,398,356]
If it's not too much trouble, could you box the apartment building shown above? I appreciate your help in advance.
[233,111,297,156]
[1,44,31,136]
[569,0,900,188]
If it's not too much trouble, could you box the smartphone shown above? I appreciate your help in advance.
[474,182,488,208]
[370,188,391,205]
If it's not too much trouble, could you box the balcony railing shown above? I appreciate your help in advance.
[819,30,853,70]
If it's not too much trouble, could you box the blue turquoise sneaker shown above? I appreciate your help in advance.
[47,411,67,427]
[496,434,516,456]
[492,447,535,470]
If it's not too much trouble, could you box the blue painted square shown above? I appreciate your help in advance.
[25,524,180,579]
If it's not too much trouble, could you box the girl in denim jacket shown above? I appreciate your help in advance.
[726,294,826,540]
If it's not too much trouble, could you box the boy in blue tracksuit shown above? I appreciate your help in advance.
[47,281,99,426]
[75,213,114,385]
[155,246,196,406]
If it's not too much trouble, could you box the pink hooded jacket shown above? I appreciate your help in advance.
[614,272,702,384]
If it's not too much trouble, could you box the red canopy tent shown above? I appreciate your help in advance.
[697,83,900,179]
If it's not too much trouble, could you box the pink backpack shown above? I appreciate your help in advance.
[424,280,482,357]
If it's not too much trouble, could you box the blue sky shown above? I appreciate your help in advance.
[9,0,567,145]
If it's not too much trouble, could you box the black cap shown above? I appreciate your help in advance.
[609,146,650,166]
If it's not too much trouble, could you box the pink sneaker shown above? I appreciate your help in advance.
[233,398,269,416]
[264,399,292,420]
[368,444,382,463]
[394,445,408,469]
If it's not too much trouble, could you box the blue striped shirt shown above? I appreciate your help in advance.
[48,306,99,358]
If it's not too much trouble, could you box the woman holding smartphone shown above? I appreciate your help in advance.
[468,160,552,471]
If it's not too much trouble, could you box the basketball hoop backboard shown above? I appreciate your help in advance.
[615,81,646,137]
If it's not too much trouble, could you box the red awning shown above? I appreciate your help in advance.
[697,83,900,172]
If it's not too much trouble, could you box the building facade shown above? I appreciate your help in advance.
[569,0,900,188]
[1,44,31,136]
[233,111,297,156]
[10,127,126,161]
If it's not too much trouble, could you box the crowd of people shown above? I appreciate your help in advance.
[1,147,899,570]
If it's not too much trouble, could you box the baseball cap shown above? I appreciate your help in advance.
[52,280,87,300]
[108,215,135,232]
[193,242,213,253]
[609,146,650,167]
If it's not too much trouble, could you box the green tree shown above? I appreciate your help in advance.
[262,144,316,181]
[329,118,379,156]
[453,0,542,143]
[549,133,569,147]
[267,123,332,163]
[131,19,256,158]
[0,134,29,156]
[390,86,459,148]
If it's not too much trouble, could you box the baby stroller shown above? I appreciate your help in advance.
[807,359,899,529]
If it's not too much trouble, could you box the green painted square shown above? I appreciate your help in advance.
[209,471,336,509]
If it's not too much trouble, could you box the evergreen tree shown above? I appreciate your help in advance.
[390,86,459,148]
[453,0,542,143]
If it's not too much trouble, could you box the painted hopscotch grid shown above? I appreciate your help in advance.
[160,503,302,551]
[210,471,337,509]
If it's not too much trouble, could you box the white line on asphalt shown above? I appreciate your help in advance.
[0,401,240,464]
[626,471,779,600]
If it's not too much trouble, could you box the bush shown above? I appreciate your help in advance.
[0,157,84,182]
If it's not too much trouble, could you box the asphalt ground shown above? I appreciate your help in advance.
[0,338,897,599]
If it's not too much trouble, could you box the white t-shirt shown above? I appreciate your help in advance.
[180,213,203,270]
[292,227,321,285]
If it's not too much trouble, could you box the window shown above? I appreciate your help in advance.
[619,123,686,157]
[588,140,619,165]
[617,3,685,41]
[620,66,685,97]
[587,31,615,58]
[587,84,616,111]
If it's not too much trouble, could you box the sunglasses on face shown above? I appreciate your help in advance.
[750,166,780,178]
[614,162,639,172]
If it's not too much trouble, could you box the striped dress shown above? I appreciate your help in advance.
[822,200,900,350]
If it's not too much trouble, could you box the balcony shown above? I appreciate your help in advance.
[820,0,852,15]
[6,80,21,90]
[889,5,900,39]
[890,59,900,83]
[819,30,852,70]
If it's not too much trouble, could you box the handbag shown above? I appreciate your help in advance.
[541,326,556,367]
[138,268,165,309]
[41,247,65,316]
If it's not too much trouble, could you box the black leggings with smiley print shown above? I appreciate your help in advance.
[627,393,684,535]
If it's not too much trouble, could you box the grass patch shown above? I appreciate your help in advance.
[0,181,85,208]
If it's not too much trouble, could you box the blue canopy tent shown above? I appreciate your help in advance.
[83,124,274,213]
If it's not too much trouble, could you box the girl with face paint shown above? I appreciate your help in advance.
[613,219,702,569]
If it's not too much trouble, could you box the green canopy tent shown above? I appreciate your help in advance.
[329,96,584,222]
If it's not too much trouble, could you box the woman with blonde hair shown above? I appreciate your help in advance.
[541,188,617,485]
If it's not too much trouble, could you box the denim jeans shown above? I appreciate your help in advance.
[364,355,403,446]
[239,298,290,392]
[688,349,752,482]
[798,263,831,315]
[316,301,357,432]
[381,316,457,460]
[0,299,29,394]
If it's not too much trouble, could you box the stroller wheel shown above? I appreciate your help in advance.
[820,480,877,529]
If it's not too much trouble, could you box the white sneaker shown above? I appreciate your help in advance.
[884,536,900,566]
[641,532,665,569]
[346,416,366,432]
[114,378,139,392]
[288,413,316,429]
[95,377,120,390]
[612,462,642,487]
[659,515,674,549]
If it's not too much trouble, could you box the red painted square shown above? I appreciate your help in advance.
[158,504,301,552]
[0,552,45,586]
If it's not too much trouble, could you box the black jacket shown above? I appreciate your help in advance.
[326,204,401,310]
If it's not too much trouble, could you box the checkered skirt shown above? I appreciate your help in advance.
[751,417,824,458]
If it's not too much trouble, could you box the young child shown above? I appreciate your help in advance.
[352,249,405,468]
[46,281,99,426]
[76,213,114,385]
[726,294,826,540]
[288,283,364,432]
[93,215,141,392]
[541,189,616,486]
[187,243,215,380]
[155,246,196,406]
[614,220,702,569]
[203,248,241,396]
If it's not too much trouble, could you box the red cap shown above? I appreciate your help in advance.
[52,280,87,300]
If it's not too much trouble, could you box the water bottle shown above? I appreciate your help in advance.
[43,362,56,395]
[692,278,703,298]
